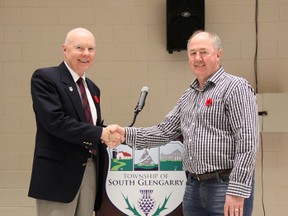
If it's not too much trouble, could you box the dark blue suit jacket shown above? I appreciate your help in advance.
[28,62,106,210]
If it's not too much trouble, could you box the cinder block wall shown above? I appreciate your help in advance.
[0,0,287,215]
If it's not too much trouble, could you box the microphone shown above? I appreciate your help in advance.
[134,86,149,114]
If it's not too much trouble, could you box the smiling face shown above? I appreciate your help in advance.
[62,28,96,76]
[187,32,222,87]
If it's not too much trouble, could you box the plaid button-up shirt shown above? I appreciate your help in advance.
[126,67,259,198]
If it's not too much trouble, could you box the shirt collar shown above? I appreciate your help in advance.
[190,66,224,90]
[64,61,86,83]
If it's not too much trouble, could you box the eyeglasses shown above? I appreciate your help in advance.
[73,45,95,53]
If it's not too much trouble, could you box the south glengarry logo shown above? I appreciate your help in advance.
[106,141,186,216]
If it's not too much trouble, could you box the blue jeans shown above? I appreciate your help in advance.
[182,173,254,216]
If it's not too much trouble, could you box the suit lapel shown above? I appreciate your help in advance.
[59,62,88,123]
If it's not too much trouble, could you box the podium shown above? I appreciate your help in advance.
[96,141,185,216]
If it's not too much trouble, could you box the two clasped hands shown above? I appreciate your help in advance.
[100,125,125,148]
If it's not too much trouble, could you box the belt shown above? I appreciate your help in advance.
[189,169,232,181]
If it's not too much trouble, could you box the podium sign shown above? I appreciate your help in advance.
[106,141,186,216]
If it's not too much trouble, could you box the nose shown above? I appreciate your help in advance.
[194,52,203,60]
[82,48,89,55]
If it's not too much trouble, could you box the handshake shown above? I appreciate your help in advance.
[101,125,125,149]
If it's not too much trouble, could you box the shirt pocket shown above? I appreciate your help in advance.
[200,98,227,128]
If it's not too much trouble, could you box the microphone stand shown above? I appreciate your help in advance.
[119,109,139,146]
[128,109,140,127]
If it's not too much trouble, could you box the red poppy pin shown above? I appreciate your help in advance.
[205,98,213,107]
[94,95,99,104]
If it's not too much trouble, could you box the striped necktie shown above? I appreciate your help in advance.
[77,77,97,155]
[77,77,93,125]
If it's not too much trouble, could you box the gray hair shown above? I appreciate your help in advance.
[187,30,222,51]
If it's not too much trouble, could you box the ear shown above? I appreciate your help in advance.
[216,48,222,58]
[62,44,66,52]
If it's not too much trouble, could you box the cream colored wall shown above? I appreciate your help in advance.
[0,0,287,215]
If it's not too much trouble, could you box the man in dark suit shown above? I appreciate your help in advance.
[28,28,122,216]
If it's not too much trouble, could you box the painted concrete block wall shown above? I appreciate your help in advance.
[0,0,288,215]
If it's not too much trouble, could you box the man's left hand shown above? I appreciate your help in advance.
[224,194,244,216]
